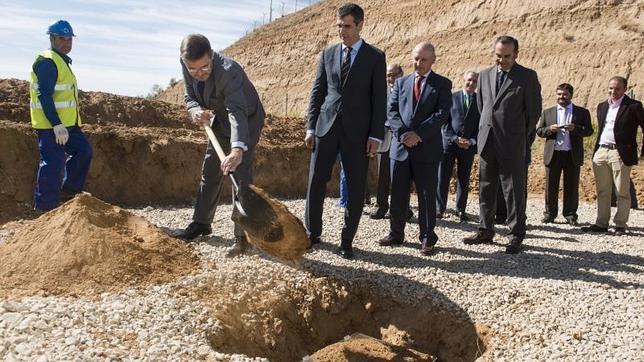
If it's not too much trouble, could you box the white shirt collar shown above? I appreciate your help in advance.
[341,38,363,53]
[557,103,573,111]
[415,70,432,78]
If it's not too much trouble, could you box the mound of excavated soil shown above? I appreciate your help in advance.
[309,333,435,361]
[0,194,199,297]
[0,78,192,128]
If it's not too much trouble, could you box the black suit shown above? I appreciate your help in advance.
[476,63,542,238]
[437,90,480,214]
[305,40,387,246]
[388,71,452,244]
[536,104,593,219]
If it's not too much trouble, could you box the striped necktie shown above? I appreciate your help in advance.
[341,47,352,88]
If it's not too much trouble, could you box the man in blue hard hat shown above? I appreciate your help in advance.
[30,20,92,211]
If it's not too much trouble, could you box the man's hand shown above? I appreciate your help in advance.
[456,137,470,150]
[548,124,559,133]
[366,139,379,156]
[52,124,69,145]
[401,131,421,147]
[221,148,243,175]
[304,133,315,149]
[193,110,213,127]
[566,123,576,132]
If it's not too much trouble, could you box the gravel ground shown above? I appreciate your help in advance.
[1,196,643,361]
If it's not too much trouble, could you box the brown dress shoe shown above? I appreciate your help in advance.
[420,242,435,255]
[378,235,403,247]
[463,229,495,245]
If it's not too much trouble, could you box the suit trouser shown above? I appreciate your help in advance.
[436,147,475,213]
[193,135,254,238]
[544,150,581,219]
[390,158,439,243]
[611,179,638,209]
[375,151,391,211]
[592,147,632,228]
[479,140,527,237]
[305,121,368,246]
[34,127,93,211]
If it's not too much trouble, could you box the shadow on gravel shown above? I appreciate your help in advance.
[350,244,643,289]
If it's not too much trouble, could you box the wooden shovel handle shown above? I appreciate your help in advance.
[204,125,227,162]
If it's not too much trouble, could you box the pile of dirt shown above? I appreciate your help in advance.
[160,0,642,118]
[309,333,436,361]
[0,78,192,128]
[0,194,199,297]
[191,271,488,361]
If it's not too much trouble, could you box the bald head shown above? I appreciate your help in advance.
[412,42,436,75]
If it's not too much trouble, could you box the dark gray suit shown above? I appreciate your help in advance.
[388,71,452,244]
[182,52,265,236]
[536,104,593,219]
[437,91,480,214]
[477,63,542,237]
[305,40,387,246]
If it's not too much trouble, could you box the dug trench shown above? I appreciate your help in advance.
[186,263,490,361]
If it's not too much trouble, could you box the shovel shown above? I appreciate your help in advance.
[202,125,311,263]
[203,125,247,217]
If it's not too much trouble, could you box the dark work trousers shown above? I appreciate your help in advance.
[305,120,369,247]
[544,150,581,219]
[436,147,476,214]
[193,134,255,238]
[34,126,93,211]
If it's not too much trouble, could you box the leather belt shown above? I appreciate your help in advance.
[599,144,617,150]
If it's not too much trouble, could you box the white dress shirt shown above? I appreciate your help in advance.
[599,95,624,146]
[554,103,573,151]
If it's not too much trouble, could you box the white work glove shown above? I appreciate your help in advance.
[52,124,69,145]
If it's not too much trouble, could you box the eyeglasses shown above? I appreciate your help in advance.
[187,63,211,75]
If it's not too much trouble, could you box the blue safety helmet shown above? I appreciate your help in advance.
[47,20,75,37]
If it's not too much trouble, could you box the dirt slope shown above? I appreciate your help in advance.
[159,0,643,118]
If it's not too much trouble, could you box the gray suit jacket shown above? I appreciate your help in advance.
[182,52,265,148]
[536,104,593,166]
[307,41,387,142]
[476,63,542,160]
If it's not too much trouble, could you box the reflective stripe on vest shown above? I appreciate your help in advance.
[29,50,82,129]
[30,100,77,110]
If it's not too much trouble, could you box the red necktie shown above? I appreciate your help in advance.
[413,74,425,108]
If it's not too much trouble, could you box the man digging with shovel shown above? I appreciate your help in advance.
[176,34,265,257]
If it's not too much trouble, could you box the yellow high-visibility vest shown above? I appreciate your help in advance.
[29,50,81,129]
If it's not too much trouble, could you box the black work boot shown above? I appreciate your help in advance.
[176,222,212,240]
[226,235,250,258]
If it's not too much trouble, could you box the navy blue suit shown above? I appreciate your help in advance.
[388,71,452,244]
[437,91,480,214]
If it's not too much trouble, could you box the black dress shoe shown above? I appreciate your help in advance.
[435,212,444,219]
[226,236,250,258]
[494,217,506,225]
[177,222,212,240]
[505,236,523,254]
[378,235,403,247]
[463,230,495,245]
[565,217,579,226]
[337,246,354,259]
[420,239,436,255]
[370,208,388,219]
[458,212,469,222]
[581,224,608,233]
[613,227,626,236]
[541,216,555,223]
[306,236,321,251]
